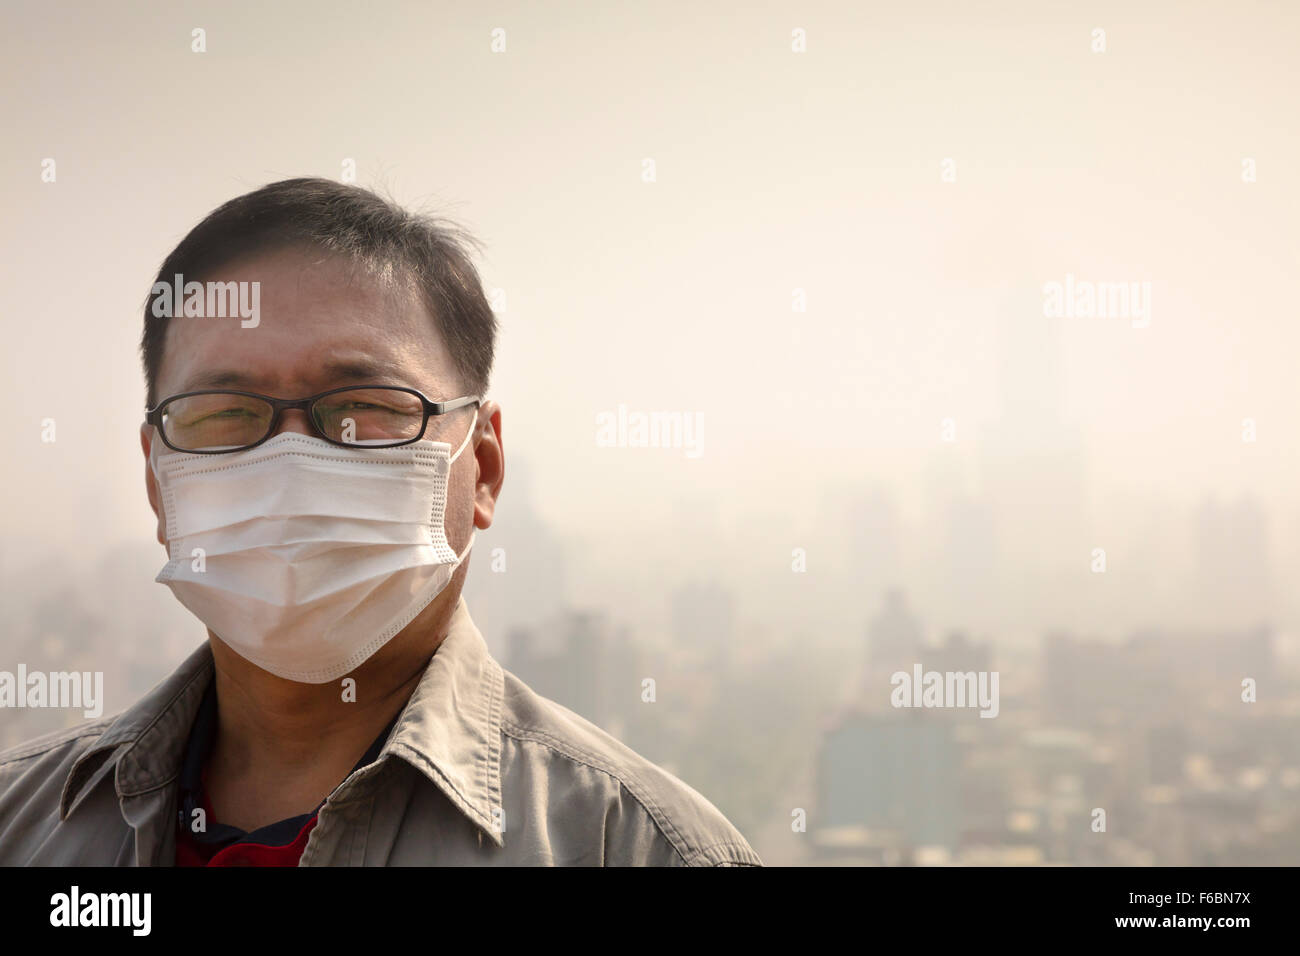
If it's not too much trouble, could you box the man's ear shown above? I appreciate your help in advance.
[472,400,504,531]
[140,423,165,546]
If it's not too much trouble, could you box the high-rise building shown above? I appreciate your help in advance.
[813,710,961,859]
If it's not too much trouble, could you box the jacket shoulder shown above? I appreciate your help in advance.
[0,718,119,863]
[498,668,761,866]
[0,718,114,769]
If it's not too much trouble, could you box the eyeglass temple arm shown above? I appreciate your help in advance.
[429,395,481,415]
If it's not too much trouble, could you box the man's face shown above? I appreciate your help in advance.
[141,244,487,557]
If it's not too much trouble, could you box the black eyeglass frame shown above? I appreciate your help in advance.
[145,385,481,454]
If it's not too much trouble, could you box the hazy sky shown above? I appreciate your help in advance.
[3,0,1298,663]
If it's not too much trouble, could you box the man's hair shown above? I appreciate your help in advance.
[140,177,496,408]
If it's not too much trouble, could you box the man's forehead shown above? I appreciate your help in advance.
[155,249,458,399]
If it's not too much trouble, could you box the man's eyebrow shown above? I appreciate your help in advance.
[318,358,412,382]
[183,370,259,391]
[180,360,415,394]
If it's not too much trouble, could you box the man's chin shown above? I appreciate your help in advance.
[201,576,466,688]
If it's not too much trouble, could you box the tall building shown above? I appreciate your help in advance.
[812,710,961,861]
[669,579,736,666]
[859,589,926,705]
[505,608,639,735]
[1192,495,1272,629]
[978,290,1090,634]
[941,494,1000,633]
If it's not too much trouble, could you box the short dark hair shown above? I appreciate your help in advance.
[140,177,496,408]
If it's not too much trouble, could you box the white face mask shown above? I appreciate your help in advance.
[148,410,477,683]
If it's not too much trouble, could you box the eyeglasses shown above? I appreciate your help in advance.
[145,385,480,454]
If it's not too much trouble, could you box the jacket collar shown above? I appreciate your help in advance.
[374,595,506,846]
[60,595,506,848]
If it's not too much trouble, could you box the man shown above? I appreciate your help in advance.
[0,178,761,866]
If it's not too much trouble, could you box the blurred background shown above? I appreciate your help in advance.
[2,0,1298,864]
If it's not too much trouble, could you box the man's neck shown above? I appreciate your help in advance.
[199,594,458,833]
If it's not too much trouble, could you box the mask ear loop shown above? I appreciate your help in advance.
[147,426,164,482]
[449,407,479,465]
[448,407,480,563]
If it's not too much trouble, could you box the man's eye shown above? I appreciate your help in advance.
[333,402,402,414]
[188,408,259,424]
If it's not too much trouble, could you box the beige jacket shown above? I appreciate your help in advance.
[0,596,761,866]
